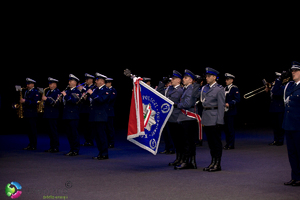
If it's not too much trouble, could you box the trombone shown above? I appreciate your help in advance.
[243,79,271,99]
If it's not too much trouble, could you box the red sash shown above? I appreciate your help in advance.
[181,109,202,140]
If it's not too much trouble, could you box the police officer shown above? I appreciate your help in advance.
[80,73,95,147]
[282,61,300,186]
[62,74,82,156]
[22,78,40,150]
[266,72,286,146]
[223,73,240,150]
[201,67,225,172]
[143,77,151,86]
[157,71,183,158]
[105,78,117,148]
[43,77,61,153]
[174,69,200,170]
[89,73,111,160]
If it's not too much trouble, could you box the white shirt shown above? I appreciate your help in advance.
[99,84,105,90]
[296,80,300,86]
[174,84,180,89]
[210,82,217,88]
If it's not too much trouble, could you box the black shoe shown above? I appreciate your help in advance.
[189,155,197,169]
[23,146,36,150]
[44,148,52,152]
[224,146,235,150]
[195,140,203,147]
[160,150,169,154]
[81,142,94,146]
[92,155,109,160]
[166,150,175,154]
[276,142,283,146]
[208,158,221,172]
[292,181,300,186]
[284,180,296,185]
[203,158,216,171]
[168,153,181,166]
[174,156,191,170]
[65,152,78,156]
[109,144,114,148]
[50,149,59,153]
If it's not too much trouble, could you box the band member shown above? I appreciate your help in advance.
[266,72,286,146]
[174,69,200,170]
[80,73,95,147]
[157,74,180,155]
[282,61,300,186]
[22,78,40,150]
[89,73,111,160]
[43,77,61,153]
[105,78,117,148]
[62,74,82,156]
[201,67,225,172]
[223,73,240,150]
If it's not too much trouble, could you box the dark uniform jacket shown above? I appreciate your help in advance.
[43,88,61,119]
[89,85,110,122]
[23,88,40,118]
[62,87,82,120]
[157,82,184,123]
[79,84,95,113]
[106,86,117,117]
[225,84,240,116]
[282,81,300,131]
[269,79,285,113]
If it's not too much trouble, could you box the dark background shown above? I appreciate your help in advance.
[1,10,299,135]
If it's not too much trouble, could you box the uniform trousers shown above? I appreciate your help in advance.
[286,130,300,181]
[168,122,183,154]
[65,119,80,153]
[224,115,235,147]
[271,112,285,143]
[91,121,108,156]
[106,116,115,146]
[79,113,93,144]
[161,123,175,151]
[204,125,223,159]
[47,119,59,149]
[179,120,197,157]
[25,117,38,148]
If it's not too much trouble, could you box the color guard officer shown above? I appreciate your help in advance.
[201,67,225,172]
[62,74,82,156]
[43,77,61,153]
[22,78,40,150]
[282,61,300,186]
[223,73,240,150]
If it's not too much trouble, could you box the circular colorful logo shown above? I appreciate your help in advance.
[5,182,22,199]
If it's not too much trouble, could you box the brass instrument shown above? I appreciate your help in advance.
[37,87,49,113]
[244,79,271,99]
[13,85,25,118]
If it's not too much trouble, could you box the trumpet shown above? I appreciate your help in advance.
[37,87,49,113]
[244,79,271,99]
[13,85,26,118]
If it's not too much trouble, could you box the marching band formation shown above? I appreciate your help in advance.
[13,61,300,186]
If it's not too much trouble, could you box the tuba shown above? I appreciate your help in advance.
[13,85,25,118]
[37,87,49,113]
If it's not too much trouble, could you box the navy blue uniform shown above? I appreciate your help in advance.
[106,86,117,146]
[43,88,61,150]
[269,79,285,144]
[62,87,82,153]
[224,84,240,148]
[282,81,300,182]
[89,85,110,156]
[23,88,40,148]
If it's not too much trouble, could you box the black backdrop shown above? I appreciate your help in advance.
[2,25,299,134]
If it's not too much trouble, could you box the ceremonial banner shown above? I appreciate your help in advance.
[128,77,174,155]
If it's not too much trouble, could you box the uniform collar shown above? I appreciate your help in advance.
[28,87,34,91]
[209,82,217,88]
[70,86,76,90]
[99,84,105,90]
[296,80,300,86]
[184,83,192,89]
[227,83,232,88]
[174,84,180,89]
[109,86,113,89]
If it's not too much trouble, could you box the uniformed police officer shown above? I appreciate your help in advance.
[62,74,82,156]
[174,69,200,170]
[266,72,286,146]
[89,73,111,160]
[223,73,240,150]
[201,67,225,172]
[80,73,95,147]
[43,77,61,153]
[105,78,117,148]
[157,71,183,159]
[143,77,151,86]
[282,61,300,186]
[22,78,40,150]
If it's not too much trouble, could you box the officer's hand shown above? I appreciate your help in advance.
[42,96,47,101]
[20,98,25,103]
[61,91,67,96]
[87,89,93,95]
[225,103,229,108]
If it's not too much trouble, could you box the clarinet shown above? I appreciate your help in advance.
[76,85,97,104]
[52,85,69,106]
